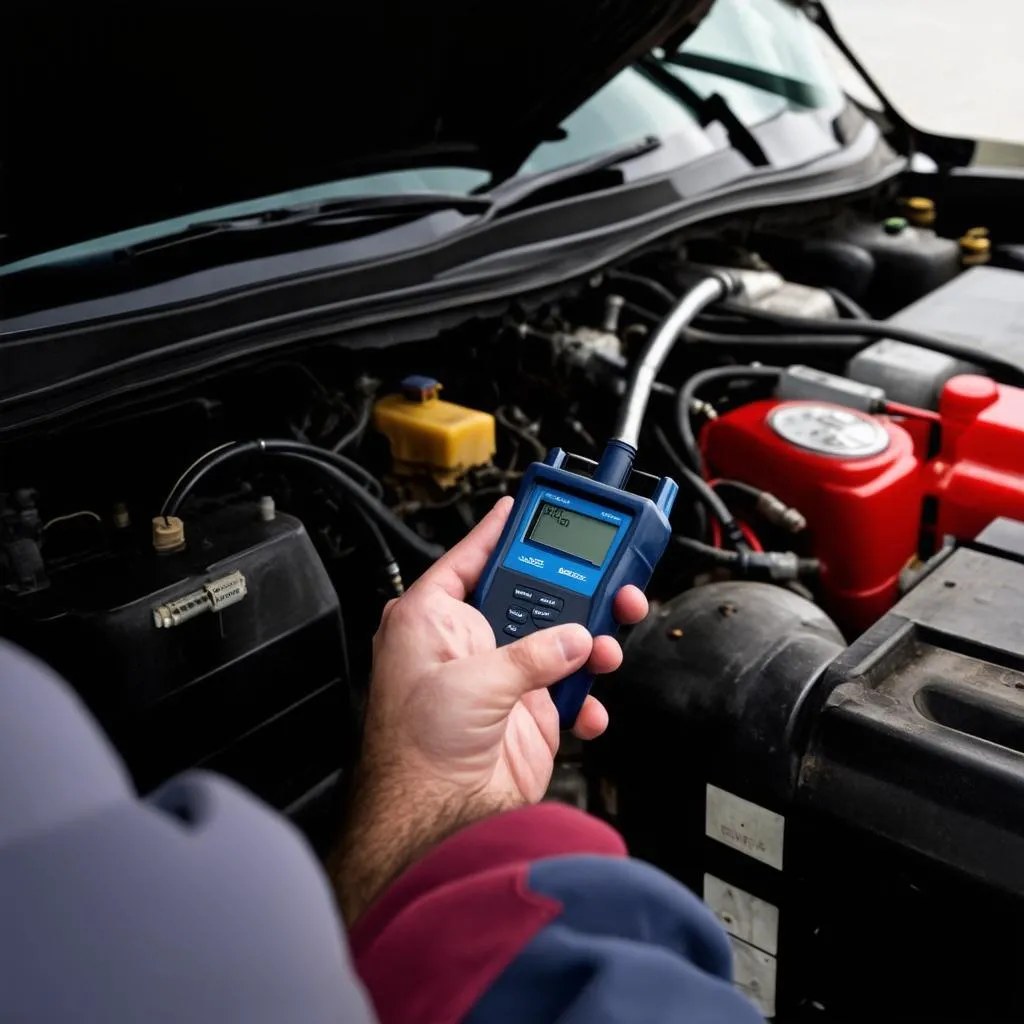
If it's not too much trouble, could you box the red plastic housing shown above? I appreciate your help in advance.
[702,400,922,635]
[701,377,1024,636]
[927,375,1024,542]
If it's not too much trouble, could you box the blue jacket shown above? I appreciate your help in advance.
[0,639,760,1023]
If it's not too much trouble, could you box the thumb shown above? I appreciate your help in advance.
[463,624,594,708]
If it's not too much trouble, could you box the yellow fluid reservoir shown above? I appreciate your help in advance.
[373,376,496,486]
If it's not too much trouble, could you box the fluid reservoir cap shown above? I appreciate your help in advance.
[941,374,999,419]
[152,515,185,553]
[902,196,937,226]
[769,403,890,458]
[883,216,909,236]
[400,375,441,403]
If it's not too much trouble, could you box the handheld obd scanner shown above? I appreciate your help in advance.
[473,275,733,727]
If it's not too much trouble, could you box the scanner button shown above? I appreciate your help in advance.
[506,605,529,623]
[513,586,535,603]
[504,622,531,638]
[534,592,564,611]
[531,606,559,627]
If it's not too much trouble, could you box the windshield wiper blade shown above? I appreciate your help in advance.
[657,52,830,109]
[484,135,663,216]
[128,192,493,256]
[638,56,769,168]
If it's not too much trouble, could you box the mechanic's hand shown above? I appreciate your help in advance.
[364,496,647,808]
[332,496,647,922]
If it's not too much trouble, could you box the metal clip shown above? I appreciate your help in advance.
[152,570,248,629]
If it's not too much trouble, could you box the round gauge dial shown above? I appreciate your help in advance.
[768,403,890,458]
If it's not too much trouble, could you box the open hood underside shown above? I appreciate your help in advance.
[1,1,712,262]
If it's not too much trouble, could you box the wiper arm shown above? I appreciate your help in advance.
[638,55,769,168]
[484,135,663,217]
[658,51,830,109]
[128,192,493,256]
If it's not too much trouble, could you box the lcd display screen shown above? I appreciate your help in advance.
[526,502,619,567]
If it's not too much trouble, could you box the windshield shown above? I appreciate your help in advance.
[661,0,845,124]
[3,0,845,277]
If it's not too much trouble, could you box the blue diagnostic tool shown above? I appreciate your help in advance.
[474,446,678,728]
[472,275,732,727]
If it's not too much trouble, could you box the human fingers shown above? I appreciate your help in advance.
[411,496,514,600]
[613,585,649,626]
[571,695,609,741]
[586,634,623,676]
[449,622,593,709]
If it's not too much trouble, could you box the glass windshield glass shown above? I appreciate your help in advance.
[662,0,845,124]
[3,0,843,276]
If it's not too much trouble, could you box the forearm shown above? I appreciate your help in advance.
[328,758,499,925]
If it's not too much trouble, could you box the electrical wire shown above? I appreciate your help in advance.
[654,425,749,552]
[42,510,103,531]
[332,397,373,453]
[710,518,764,553]
[718,302,1024,384]
[675,365,783,476]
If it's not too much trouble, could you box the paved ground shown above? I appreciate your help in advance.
[824,0,1024,145]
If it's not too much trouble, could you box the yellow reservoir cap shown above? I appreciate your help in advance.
[373,377,496,485]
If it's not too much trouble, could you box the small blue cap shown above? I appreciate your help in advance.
[400,375,441,402]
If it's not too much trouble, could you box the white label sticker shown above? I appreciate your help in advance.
[730,934,777,1019]
[703,874,779,956]
[705,785,785,870]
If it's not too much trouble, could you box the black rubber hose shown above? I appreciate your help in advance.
[275,453,443,562]
[718,301,1024,383]
[683,327,867,349]
[675,536,819,580]
[826,287,871,321]
[712,479,763,501]
[161,439,442,561]
[654,426,748,552]
[676,365,783,477]
[162,439,382,515]
[675,535,741,565]
[604,269,680,309]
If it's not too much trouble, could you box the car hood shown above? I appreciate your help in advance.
[1,1,712,264]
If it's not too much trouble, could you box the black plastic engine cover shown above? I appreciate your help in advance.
[1,504,354,826]
[593,519,1024,1021]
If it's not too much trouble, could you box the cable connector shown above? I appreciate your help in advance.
[755,492,807,534]
[383,560,405,597]
[740,551,819,582]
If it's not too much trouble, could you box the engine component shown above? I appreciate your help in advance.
[0,503,354,814]
[825,214,962,315]
[592,520,1024,1022]
[151,514,186,553]
[152,569,248,628]
[927,374,1024,543]
[775,364,885,414]
[550,293,627,372]
[847,265,1024,408]
[695,264,839,320]
[702,398,921,633]
[373,375,496,487]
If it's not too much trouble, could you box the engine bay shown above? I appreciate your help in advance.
[4,196,1024,1016]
